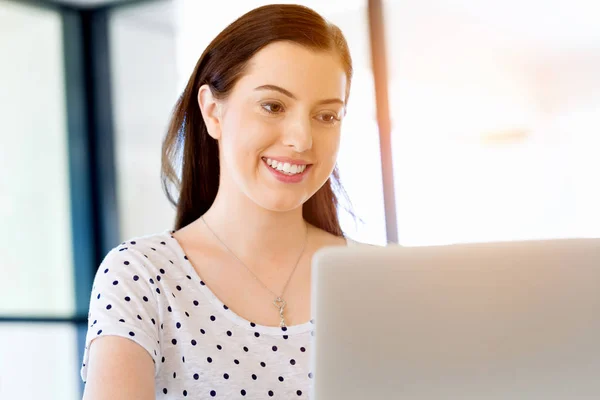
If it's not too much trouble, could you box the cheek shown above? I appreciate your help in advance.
[315,130,341,165]
[222,113,277,165]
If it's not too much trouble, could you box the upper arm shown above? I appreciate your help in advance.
[80,247,163,397]
[82,336,155,400]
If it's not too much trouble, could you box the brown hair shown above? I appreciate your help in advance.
[161,4,353,236]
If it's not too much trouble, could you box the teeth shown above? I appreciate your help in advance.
[265,158,307,175]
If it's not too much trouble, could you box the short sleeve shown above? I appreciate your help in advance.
[80,247,163,383]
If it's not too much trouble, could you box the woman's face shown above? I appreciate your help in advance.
[202,41,348,212]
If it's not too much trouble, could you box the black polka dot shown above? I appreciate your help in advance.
[223,373,229,379]
[207,357,212,363]
[191,340,197,346]
[176,285,182,291]
[172,339,177,345]
[243,346,249,352]
[250,322,256,327]
[186,275,192,280]
[283,335,289,340]
[183,390,187,396]
[133,275,139,281]
[149,278,154,284]
[234,359,240,365]
[300,347,306,352]
[119,319,125,322]
[278,376,284,382]
[173,372,176,378]
[308,372,313,379]
[162,388,167,394]
[281,326,288,331]
[168,306,173,312]
[254,332,260,338]
[182,356,186,363]
[217,344,222,350]
[176,322,181,329]
[124,261,129,265]
[106,304,112,310]
[161,357,165,363]
[223,304,229,310]
[260,362,266,367]
[185,311,190,317]
[269,390,274,397]
[160,268,165,274]
[103,269,108,273]
[151,247,156,251]
[130,241,136,245]
[143,296,149,302]
[161,241,166,245]
[193,373,199,380]
[151,318,156,325]
[97,330,102,335]
[156,288,161,294]
[97,293,101,299]
[92,320,97,325]
[297,390,303,396]
[200,280,205,285]
[241,389,246,396]
[124,296,130,302]
[193,300,199,306]
[137,315,142,320]
[156,275,161,282]
[210,390,216,397]
[210,315,216,321]
[290,359,296,365]
[227,331,232,336]
[252,374,257,380]
[272,346,278,351]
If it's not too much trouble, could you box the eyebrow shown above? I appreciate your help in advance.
[254,84,345,106]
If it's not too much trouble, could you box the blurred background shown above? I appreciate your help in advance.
[1,0,599,398]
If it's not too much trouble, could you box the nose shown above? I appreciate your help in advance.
[282,116,312,153]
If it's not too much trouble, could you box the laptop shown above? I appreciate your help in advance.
[310,238,600,399]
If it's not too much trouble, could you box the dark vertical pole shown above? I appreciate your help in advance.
[367,0,398,244]
[81,7,121,258]
[62,6,121,396]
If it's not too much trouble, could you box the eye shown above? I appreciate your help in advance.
[317,113,341,124]
[261,102,285,114]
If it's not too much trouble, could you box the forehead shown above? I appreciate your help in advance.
[235,41,347,101]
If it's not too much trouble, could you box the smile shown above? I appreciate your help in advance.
[263,158,307,175]
[261,157,312,184]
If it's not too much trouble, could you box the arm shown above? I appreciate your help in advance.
[82,336,155,400]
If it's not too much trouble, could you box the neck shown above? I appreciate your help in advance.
[199,185,309,270]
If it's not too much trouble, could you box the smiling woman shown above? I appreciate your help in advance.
[81,4,360,400]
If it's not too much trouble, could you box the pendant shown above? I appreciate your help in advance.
[273,297,287,328]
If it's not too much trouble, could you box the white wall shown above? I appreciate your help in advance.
[0,1,74,316]
[109,0,179,241]
[385,0,600,245]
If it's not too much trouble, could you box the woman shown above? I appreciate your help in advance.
[82,4,357,399]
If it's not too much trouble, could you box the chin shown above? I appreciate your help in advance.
[251,190,309,213]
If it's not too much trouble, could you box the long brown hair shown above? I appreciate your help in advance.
[161,4,354,236]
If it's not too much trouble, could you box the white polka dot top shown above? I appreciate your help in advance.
[81,229,356,399]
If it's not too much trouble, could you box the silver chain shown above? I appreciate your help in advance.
[201,215,308,304]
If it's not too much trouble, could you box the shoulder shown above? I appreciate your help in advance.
[98,230,183,279]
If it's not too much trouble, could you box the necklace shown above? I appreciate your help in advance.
[201,216,308,328]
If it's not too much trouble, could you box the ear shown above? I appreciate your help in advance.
[197,84,223,140]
